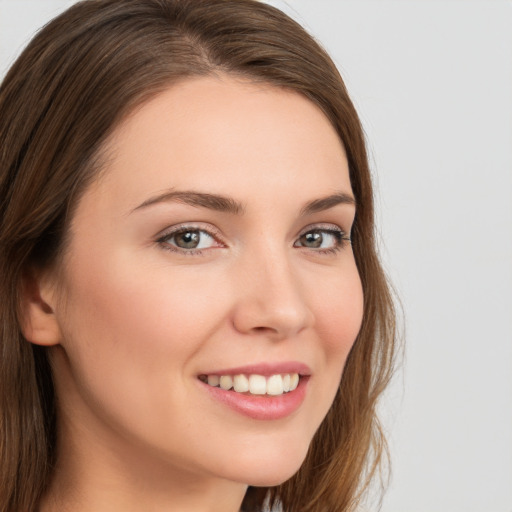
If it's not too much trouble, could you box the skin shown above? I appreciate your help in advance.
[26,75,364,512]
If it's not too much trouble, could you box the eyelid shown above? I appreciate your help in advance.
[293,222,351,255]
[154,221,351,256]
[296,222,350,239]
[156,222,224,240]
[155,222,227,253]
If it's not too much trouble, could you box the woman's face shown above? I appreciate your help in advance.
[48,76,363,489]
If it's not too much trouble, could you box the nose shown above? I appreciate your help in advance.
[231,249,315,340]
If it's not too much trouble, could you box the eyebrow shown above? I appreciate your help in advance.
[300,192,356,216]
[131,189,355,216]
[131,190,244,215]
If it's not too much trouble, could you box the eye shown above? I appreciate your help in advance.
[157,227,220,252]
[294,227,350,253]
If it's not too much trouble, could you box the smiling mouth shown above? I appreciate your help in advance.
[198,373,300,396]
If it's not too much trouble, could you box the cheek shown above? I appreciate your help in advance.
[311,265,364,362]
[54,254,233,448]
[299,261,364,425]
[57,252,233,383]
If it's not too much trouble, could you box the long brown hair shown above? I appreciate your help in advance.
[0,1,397,510]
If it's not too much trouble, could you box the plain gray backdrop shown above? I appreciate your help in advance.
[1,1,511,511]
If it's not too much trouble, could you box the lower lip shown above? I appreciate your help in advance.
[199,377,309,421]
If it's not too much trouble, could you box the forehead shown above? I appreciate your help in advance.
[83,75,351,214]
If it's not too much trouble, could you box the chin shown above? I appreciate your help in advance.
[244,460,306,487]
[245,469,301,488]
[223,437,311,487]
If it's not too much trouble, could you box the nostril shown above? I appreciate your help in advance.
[231,285,314,338]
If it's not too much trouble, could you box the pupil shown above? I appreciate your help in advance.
[176,230,199,249]
[304,232,322,248]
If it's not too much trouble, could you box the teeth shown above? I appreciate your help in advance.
[207,375,220,387]
[289,373,299,391]
[219,375,233,390]
[249,375,267,395]
[282,374,291,392]
[233,374,249,393]
[203,372,301,396]
[266,374,284,395]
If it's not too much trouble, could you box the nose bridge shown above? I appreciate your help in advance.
[231,241,314,338]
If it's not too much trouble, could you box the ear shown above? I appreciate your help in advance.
[19,268,62,346]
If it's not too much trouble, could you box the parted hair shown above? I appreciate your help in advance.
[0,1,397,511]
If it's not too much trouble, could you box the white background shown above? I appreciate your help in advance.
[1,1,511,511]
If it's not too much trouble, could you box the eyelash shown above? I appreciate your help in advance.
[156,223,351,256]
[156,223,224,256]
[294,225,351,255]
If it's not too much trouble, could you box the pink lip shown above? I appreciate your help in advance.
[197,361,311,421]
[199,361,312,377]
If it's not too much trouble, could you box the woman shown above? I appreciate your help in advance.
[0,1,397,511]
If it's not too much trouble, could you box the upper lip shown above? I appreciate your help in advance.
[198,361,312,377]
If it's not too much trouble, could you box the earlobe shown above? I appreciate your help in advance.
[20,269,62,346]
